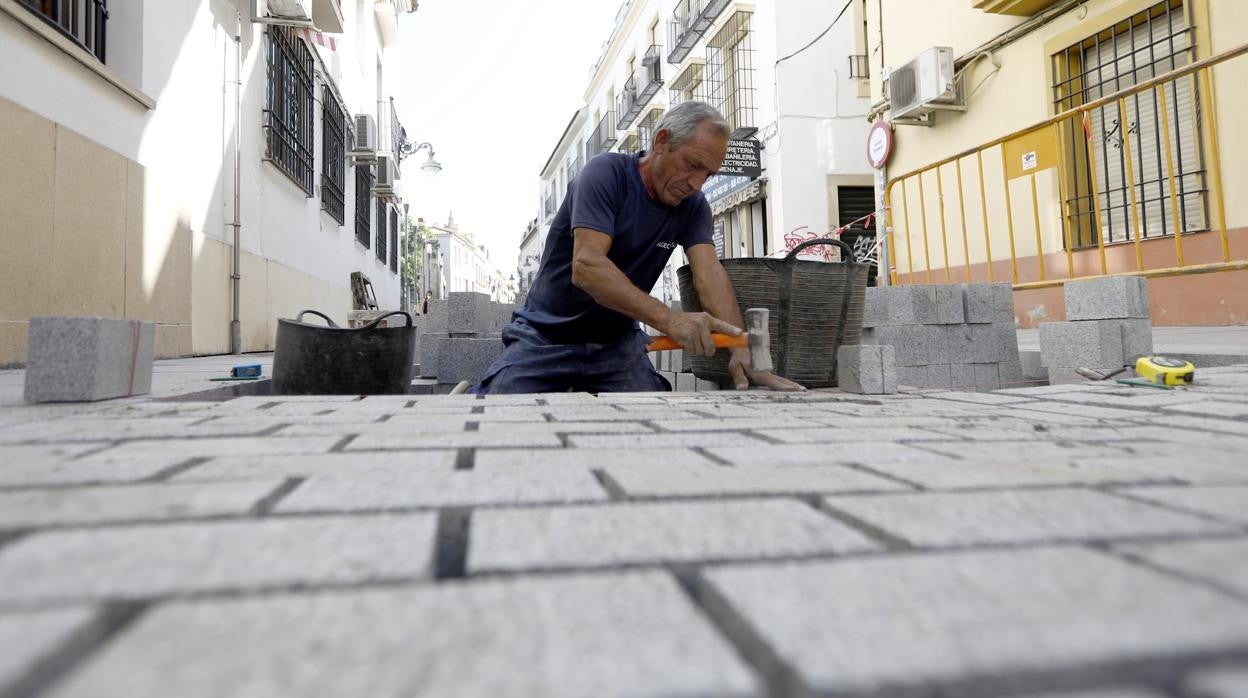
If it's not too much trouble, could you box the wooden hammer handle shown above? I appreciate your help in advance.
[647,333,747,352]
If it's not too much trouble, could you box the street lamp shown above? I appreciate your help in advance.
[399,140,442,177]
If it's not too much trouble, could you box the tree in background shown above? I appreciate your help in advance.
[400,216,433,313]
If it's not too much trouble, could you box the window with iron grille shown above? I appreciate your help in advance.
[1052,0,1205,249]
[669,62,710,107]
[355,166,372,248]
[321,86,347,225]
[264,25,315,195]
[19,0,108,62]
[706,11,755,135]
[389,207,399,273]
[376,199,388,263]
[638,108,664,151]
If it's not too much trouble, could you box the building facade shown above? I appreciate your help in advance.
[868,0,1248,326]
[535,0,876,307]
[432,214,511,301]
[0,0,417,365]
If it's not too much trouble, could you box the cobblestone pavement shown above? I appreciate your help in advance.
[2,366,1248,697]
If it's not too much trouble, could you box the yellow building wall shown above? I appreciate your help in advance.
[1,96,353,366]
[874,0,1248,315]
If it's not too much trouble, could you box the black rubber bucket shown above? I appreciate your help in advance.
[677,238,868,388]
[272,310,416,395]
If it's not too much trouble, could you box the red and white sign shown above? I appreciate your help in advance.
[866,120,894,170]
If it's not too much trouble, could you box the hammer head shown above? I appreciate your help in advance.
[743,307,774,373]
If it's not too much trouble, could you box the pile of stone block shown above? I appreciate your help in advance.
[415,292,514,386]
[861,283,1023,391]
[1039,277,1152,385]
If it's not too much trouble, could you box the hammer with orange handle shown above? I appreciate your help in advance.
[646,307,774,373]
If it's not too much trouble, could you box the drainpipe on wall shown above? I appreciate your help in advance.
[229,11,243,354]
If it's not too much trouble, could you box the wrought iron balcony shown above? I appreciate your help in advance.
[666,0,731,65]
[616,45,665,130]
[585,110,618,158]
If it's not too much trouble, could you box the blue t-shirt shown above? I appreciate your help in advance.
[516,151,714,344]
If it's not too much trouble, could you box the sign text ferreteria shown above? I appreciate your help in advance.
[719,139,761,178]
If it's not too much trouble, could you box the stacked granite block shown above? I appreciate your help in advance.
[836,345,897,394]
[862,283,1021,391]
[415,293,510,385]
[1039,277,1153,385]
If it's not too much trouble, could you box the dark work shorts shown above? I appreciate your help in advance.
[471,318,672,395]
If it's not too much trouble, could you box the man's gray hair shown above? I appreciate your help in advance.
[655,101,730,149]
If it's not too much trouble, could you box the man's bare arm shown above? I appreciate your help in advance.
[571,228,740,356]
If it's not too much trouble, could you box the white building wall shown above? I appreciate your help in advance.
[0,0,411,356]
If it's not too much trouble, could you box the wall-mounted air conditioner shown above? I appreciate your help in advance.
[255,0,314,23]
[350,114,377,162]
[373,153,397,195]
[888,47,965,125]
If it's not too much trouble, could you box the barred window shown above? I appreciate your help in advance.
[355,166,372,248]
[707,11,755,136]
[1052,0,1205,248]
[19,0,108,62]
[321,86,347,224]
[264,26,315,195]
[389,207,399,273]
[376,198,388,263]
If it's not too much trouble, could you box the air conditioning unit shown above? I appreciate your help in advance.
[373,153,397,196]
[888,47,965,125]
[256,0,314,22]
[350,114,377,161]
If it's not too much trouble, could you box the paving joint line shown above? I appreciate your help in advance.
[690,446,734,466]
[248,477,305,516]
[433,508,471,580]
[453,448,475,471]
[666,562,817,698]
[811,498,915,552]
[1095,487,1248,530]
[1088,542,1248,606]
[327,434,357,452]
[0,601,149,698]
[135,456,212,483]
[590,469,627,501]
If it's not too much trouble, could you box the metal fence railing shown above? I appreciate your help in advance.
[884,42,1247,290]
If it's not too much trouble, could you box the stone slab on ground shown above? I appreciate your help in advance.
[468,499,880,572]
[602,463,907,498]
[447,292,493,335]
[1117,537,1248,598]
[24,317,156,402]
[1039,320,1126,369]
[836,344,897,395]
[44,571,759,698]
[701,546,1248,696]
[0,514,438,604]
[0,480,283,528]
[823,488,1233,547]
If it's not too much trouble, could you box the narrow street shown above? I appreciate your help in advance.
[1,360,1246,697]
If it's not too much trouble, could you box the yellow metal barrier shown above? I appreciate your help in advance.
[884,42,1248,290]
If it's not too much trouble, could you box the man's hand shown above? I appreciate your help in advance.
[727,347,807,391]
[662,311,741,357]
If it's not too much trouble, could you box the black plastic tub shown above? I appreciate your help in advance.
[272,310,416,395]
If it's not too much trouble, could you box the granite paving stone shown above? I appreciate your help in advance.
[1117,537,1248,597]
[855,458,1187,490]
[1001,690,1166,698]
[44,572,759,698]
[276,463,607,511]
[473,447,718,469]
[0,453,188,488]
[468,499,880,572]
[0,480,283,528]
[750,426,956,444]
[647,416,828,432]
[915,440,1133,463]
[83,436,343,461]
[566,432,771,449]
[1160,400,1248,418]
[823,488,1232,547]
[0,606,100,693]
[702,547,1248,696]
[0,514,438,604]
[1114,486,1248,526]
[172,451,460,482]
[476,421,655,434]
[347,427,564,450]
[705,442,957,468]
[602,463,908,498]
